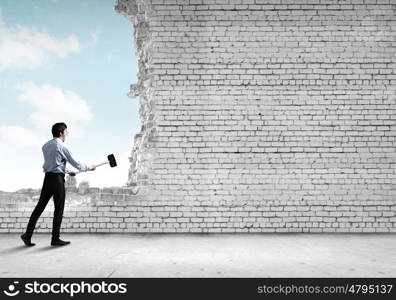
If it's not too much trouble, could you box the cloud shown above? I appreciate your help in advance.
[16,82,93,138]
[0,126,44,192]
[0,82,95,191]
[0,15,82,71]
[0,125,42,149]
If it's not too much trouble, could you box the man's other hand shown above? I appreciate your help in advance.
[90,165,96,171]
[69,172,76,176]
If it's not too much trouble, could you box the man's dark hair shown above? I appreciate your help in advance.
[52,122,67,137]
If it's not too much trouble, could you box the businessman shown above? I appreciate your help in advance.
[21,122,96,247]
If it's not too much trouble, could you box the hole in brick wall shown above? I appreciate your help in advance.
[0,2,140,193]
[72,6,141,192]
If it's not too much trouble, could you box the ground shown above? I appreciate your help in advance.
[0,233,395,277]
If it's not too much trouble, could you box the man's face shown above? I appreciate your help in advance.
[60,128,69,142]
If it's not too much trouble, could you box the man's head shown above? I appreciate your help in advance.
[51,122,68,142]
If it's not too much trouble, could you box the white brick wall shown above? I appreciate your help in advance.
[114,0,396,232]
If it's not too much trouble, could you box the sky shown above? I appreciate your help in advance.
[0,0,140,191]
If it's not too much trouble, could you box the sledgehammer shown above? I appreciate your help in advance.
[74,154,117,175]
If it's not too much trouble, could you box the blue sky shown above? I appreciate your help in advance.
[0,0,139,191]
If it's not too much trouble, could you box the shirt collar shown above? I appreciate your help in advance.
[55,137,63,143]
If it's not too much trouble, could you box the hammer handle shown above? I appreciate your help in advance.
[95,161,109,168]
[74,161,108,175]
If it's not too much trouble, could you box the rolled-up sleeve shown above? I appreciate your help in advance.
[61,146,91,172]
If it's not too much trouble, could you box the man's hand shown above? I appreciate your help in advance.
[69,172,77,177]
[90,165,96,171]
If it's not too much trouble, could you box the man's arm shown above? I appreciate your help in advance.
[61,145,92,172]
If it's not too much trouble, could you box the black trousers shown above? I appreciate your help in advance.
[25,172,66,239]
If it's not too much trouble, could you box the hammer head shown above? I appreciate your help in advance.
[107,154,117,167]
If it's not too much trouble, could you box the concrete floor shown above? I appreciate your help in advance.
[0,233,395,277]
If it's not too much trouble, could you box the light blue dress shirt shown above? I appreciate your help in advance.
[42,137,91,174]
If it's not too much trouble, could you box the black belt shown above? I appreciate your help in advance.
[45,172,65,177]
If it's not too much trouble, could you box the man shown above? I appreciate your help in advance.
[20,122,96,247]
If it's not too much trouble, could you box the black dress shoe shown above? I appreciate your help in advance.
[51,238,71,246]
[20,233,35,247]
